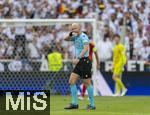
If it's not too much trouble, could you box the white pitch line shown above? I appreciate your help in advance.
[50,111,150,115]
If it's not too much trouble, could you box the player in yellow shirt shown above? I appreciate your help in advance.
[112,34,127,96]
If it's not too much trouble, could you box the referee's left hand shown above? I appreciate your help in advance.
[72,59,79,65]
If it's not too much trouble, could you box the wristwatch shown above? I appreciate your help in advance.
[77,57,81,60]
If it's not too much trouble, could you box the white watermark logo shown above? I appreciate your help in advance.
[6,91,49,111]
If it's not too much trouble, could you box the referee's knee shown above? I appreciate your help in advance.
[69,79,74,85]
[69,77,76,85]
[69,73,78,85]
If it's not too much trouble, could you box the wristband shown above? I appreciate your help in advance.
[69,32,73,37]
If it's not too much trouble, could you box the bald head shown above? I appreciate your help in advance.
[71,23,80,29]
[70,23,81,35]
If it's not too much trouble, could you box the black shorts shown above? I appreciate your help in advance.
[73,57,92,79]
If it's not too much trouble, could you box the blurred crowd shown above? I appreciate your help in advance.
[0,0,150,63]
[0,25,73,60]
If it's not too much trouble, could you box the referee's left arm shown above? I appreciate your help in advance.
[79,44,89,58]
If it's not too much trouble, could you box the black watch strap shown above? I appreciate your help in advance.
[77,57,81,60]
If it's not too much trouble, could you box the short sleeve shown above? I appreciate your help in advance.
[82,34,89,45]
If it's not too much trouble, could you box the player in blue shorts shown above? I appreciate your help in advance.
[64,23,96,110]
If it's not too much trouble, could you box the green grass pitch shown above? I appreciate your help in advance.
[50,95,150,115]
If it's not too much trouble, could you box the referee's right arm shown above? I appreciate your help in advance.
[64,32,73,41]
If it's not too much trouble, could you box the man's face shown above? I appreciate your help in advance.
[114,36,120,44]
[70,24,80,34]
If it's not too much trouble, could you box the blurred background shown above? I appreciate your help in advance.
[0,0,149,95]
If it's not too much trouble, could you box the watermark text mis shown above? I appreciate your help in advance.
[0,90,50,115]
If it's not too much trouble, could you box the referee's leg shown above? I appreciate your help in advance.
[64,72,79,109]
[84,78,96,110]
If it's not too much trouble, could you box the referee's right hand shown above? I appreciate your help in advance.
[72,59,79,65]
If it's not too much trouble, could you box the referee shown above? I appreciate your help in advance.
[64,23,96,110]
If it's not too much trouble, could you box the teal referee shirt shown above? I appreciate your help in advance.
[71,32,89,58]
